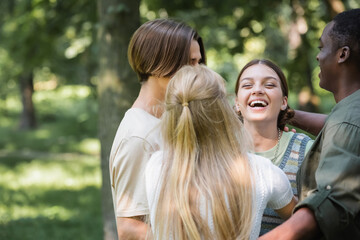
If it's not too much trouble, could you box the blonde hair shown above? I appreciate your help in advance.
[153,65,254,239]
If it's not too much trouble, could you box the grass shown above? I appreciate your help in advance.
[0,86,102,240]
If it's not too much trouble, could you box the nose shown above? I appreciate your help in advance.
[316,54,319,62]
[252,85,264,95]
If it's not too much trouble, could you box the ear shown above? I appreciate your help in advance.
[235,102,240,112]
[338,46,350,63]
[281,96,288,111]
[234,98,241,112]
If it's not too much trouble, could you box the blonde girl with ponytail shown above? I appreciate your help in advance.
[145,65,296,239]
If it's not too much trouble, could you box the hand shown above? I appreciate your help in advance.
[284,126,296,133]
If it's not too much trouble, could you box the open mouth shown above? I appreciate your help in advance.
[249,100,268,108]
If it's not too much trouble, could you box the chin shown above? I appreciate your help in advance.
[248,117,269,123]
[319,81,330,92]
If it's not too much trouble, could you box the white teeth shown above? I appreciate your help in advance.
[249,100,268,107]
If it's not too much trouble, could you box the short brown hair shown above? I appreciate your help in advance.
[128,19,206,83]
[235,59,294,129]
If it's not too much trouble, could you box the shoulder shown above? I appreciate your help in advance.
[145,151,163,178]
[284,131,313,143]
[248,153,289,183]
[110,109,161,159]
[293,132,314,150]
[327,90,360,128]
[247,153,279,177]
[248,153,272,168]
[283,132,313,154]
[119,108,161,138]
[248,153,293,209]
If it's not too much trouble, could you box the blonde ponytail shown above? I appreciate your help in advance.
[154,65,254,240]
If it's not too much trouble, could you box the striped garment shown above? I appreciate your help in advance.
[259,133,312,236]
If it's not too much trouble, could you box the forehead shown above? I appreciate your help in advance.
[241,64,279,80]
[190,40,201,57]
[320,22,334,43]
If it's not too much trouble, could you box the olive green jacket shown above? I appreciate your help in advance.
[296,89,360,240]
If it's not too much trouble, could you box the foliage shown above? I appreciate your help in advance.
[142,0,359,111]
[0,155,102,240]
[0,85,98,153]
[0,85,101,240]
[0,0,98,98]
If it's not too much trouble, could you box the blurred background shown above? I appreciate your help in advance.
[0,0,359,239]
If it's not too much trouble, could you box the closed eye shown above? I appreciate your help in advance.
[191,58,202,65]
[241,84,252,88]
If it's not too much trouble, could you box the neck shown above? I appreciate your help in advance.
[333,68,360,103]
[333,82,360,103]
[132,76,169,118]
[244,121,280,152]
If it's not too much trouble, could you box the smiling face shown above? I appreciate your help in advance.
[236,64,288,126]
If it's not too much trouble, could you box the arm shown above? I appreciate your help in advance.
[258,207,321,240]
[275,197,297,220]
[266,160,297,220]
[289,110,327,136]
[110,137,156,239]
[294,122,360,239]
[117,216,149,240]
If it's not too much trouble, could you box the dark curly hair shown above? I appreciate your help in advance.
[235,59,294,130]
[330,8,360,67]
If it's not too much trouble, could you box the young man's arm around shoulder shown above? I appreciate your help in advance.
[258,207,321,240]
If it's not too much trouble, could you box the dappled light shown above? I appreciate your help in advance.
[0,154,102,239]
[0,85,101,239]
[1,0,359,239]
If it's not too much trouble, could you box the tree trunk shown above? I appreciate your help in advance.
[19,71,37,129]
[97,0,140,239]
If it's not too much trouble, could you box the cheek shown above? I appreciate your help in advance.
[236,92,248,106]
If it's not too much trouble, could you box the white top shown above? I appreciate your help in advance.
[109,108,161,217]
[145,152,294,239]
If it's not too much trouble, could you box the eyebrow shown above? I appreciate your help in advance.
[240,76,278,81]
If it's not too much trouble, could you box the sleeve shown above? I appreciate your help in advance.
[110,137,154,217]
[266,161,294,210]
[295,123,360,239]
[144,151,163,222]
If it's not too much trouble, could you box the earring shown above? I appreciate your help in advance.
[281,106,287,111]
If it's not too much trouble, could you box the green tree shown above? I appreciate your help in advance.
[142,0,358,112]
[0,0,97,129]
[97,0,141,239]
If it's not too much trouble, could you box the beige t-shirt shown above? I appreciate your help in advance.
[109,108,161,217]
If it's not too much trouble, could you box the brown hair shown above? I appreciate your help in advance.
[235,59,294,129]
[128,19,206,83]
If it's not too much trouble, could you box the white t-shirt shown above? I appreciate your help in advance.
[145,151,293,239]
[109,108,161,217]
